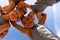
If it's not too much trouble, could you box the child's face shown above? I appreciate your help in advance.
[17,1,26,13]
[22,17,34,29]
[9,10,23,21]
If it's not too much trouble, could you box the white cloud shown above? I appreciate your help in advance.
[52,3,60,37]
[25,0,36,5]
[0,0,9,7]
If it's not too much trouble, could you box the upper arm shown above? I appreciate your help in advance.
[11,22,30,34]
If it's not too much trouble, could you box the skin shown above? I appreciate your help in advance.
[36,12,46,25]
[17,1,31,14]
[0,23,10,33]
[1,9,23,21]
[11,11,46,40]
[5,0,16,14]
[0,6,10,40]
[11,18,34,40]
[1,1,31,21]
[2,6,8,13]
[1,0,46,40]
[21,16,34,29]
[1,1,46,39]
[8,10,23,21]
[2,2,46,39]
[28,10,46,25]
[0,2,31,39]
[5,0,31,14]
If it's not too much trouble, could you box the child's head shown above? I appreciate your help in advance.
[17,1,26,13]
[21,17,34,29]
[9,10,23,21]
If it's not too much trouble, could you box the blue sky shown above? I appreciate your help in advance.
[0,0,60,40]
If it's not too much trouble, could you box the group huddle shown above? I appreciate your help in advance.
[0,0,60,40]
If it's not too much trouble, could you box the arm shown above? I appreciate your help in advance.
[11,21,32,39]
[6,0,16,14]
[0,6,11,21]
[36,12,46,25]
[0,22,10,33]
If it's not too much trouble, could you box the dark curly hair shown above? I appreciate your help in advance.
[13,0,26,5]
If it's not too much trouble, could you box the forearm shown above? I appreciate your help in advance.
[6,1,16,14]
[11,21,28,33]
[40,13,46,25]
[36,12,42,23]
[36,12,46,25]
[0,23,10,33]
[11,22,32,39]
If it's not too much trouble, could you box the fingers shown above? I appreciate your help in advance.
[40,13,46,25]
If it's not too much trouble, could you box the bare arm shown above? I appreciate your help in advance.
[36,12,46,25]
[6,0,16,14]
[0,22,10,33]
[11,21,32,39]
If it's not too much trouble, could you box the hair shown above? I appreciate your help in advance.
[20,0,26,1]
[13,0,26,5]
[31,5,40,13]
[0,10,6,15]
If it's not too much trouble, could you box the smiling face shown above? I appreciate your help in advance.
[17,1,26,13]
[9,10,23,21]
[21,17,34,29]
